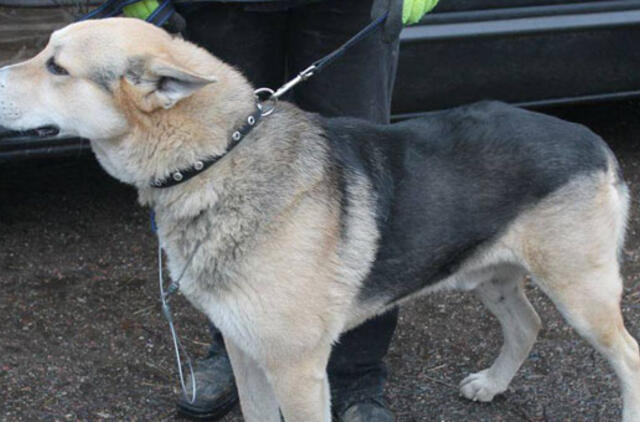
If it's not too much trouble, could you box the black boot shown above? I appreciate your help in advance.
[176,330,238,420]
[334,397,395,422]
[329,309,399,422]
[331,368,395,422]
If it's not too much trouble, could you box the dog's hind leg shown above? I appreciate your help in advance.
[521,174,640,421]
[225,339,281,422]
[535,264,640,422]
[460,272,542,402]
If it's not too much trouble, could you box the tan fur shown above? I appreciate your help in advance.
[1,18,639,422]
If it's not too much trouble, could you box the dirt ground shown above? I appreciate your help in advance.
[2,100,640,422]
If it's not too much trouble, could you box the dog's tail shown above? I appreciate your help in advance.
[606,151,630,261]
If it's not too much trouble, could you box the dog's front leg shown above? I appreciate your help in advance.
[266,343,332,422]
[225,339,281,422]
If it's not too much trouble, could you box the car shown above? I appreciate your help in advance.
[2,0,640,159]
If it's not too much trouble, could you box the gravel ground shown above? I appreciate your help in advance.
[2,101,640,422]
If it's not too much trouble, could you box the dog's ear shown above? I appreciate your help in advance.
[124,55,217,111]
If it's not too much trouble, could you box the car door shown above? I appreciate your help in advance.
[393,0,640,117]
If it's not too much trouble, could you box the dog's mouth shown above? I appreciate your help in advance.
[0,125,60,139]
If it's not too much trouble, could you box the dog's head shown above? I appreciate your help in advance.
[0,18,254,185]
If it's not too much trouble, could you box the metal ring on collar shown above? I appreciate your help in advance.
[254,87,277,117]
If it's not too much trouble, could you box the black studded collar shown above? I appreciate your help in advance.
[151,106,263,189]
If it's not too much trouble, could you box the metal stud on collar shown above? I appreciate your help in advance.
[173,171,183,182]
[194,161,204,171]
[232,131,242,141]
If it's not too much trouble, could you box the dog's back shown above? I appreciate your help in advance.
[323,101,617,304]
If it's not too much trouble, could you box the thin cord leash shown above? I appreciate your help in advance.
[158,245,195,402]
[154,210,204,403]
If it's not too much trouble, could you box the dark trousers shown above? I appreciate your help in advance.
[177,0,400,401]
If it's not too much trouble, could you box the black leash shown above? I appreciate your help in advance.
[312,13,388,75]
[254,12,389,108]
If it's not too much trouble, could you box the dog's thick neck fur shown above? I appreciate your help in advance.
[83,34,340,301]
[91,38,263,218]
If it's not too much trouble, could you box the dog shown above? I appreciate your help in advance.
[1,17,639,422]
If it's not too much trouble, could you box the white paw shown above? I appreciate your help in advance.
[459,369,505,402]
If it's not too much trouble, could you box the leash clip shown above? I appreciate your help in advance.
[273,64,317,100]
[254,64,317,117]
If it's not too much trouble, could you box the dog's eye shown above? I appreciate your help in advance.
[46,57,69,76]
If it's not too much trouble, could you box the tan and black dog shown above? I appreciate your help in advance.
[1,18,639,422]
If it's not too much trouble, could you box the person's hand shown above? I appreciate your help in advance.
[122,0,186,34]
[372,0,440,42]
[403,0,439,25]
[123,0,159,20]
